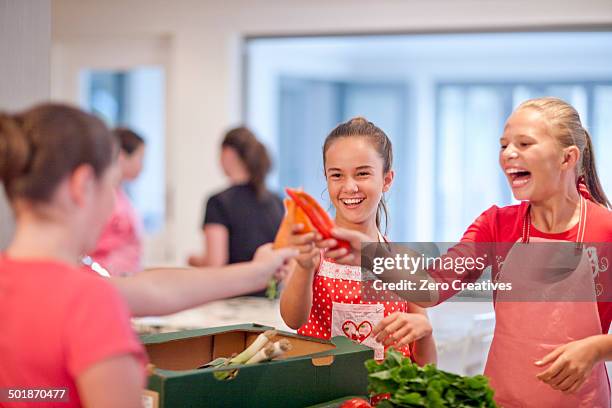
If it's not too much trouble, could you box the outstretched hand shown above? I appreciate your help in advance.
[253,243,299,287]
[315,227,370,266]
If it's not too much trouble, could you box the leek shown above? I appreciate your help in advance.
[245,339,292,364]
[228,330,277,365]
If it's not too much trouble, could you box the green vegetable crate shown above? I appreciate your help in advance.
[141,324,373,408]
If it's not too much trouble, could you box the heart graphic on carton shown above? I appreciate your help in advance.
[342,320,373,343]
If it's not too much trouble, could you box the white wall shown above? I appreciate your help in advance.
[0,0,52,249]
[51,0,612,264]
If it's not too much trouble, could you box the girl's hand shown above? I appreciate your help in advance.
[316,227,370,266]
[373,312,433,348]
[535,336,602,393]
[287,224,320,270]
[253,244,299,285]
[187,254,205,267]
[273,263,292,283]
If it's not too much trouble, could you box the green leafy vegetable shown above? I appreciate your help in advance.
[365,348,498,407]
[266,278,278,299]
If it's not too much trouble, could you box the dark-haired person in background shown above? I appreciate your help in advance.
[89,128,145,276]
[188,127,284,297]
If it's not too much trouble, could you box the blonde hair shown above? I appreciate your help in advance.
[516,97,610,208]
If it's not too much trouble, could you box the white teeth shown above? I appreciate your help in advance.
[342,198,364,205]
[506,168,528,174]
[505,167,531,188]
[512,178,530,187]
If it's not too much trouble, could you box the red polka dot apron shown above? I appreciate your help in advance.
[298,252,412,361]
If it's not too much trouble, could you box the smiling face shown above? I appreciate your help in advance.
[324,136,393,229]
[499,108,577,202]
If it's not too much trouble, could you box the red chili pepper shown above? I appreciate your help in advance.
[339,398,373,408]
[286,188,351,251]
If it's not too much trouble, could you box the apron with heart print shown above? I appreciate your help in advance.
[297,233,412,360]
[331,302,385,359]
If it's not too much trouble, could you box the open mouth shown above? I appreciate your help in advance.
[506,168,531,187]
[340,197,365,208]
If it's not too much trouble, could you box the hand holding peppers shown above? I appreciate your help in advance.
[273,197,316,248]
[315,226,371,267]
[274,188,351,252]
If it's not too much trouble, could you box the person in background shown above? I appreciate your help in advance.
[89,128,145,276]
[0,103,297,408]
[188,127,284,297]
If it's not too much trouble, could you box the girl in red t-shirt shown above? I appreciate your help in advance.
[326,98,612,407]
[280,117,437,365]
[0,104,147,408]
[0,104,296,408]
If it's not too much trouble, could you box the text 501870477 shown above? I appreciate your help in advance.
[0,388,69,402]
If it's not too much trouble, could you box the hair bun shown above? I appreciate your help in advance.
[0,113,30,189]
[348,116,370,126]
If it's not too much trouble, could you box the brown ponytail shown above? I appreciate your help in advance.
[222,127,271,199]
[0,103,115,203]
[0,114,31,195]
[581,128,610,208]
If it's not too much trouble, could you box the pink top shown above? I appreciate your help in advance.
[0,257,147,407]
[90,188,143,277]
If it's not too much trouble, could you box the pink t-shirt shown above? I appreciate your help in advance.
[89,188,143,276]
[0,257,147,407]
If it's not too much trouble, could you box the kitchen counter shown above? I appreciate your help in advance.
[133,296,291,334]
[133,297,495,375]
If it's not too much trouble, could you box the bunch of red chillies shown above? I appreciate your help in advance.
[286,188,352,251]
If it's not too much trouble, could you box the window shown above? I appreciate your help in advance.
[81,67,166,233]
[436,81,612,240]
[246,32,612,242]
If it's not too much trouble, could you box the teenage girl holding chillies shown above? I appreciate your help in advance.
[324,98,612,407]
[280,117,437,365]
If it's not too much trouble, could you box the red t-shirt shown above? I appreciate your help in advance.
[0,257,147,407]
[435,200,612,332]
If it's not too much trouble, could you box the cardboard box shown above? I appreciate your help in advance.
[141,324,373,408]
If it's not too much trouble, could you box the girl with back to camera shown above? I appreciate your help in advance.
[188,127,284,297]
[0,104,296,408]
